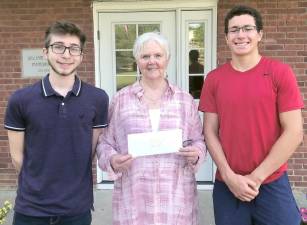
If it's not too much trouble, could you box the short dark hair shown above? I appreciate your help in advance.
[189,50,200,62]
[224,5,263,34]
[44,21,86,49]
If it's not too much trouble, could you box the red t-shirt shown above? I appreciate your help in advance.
[199,57,304,183]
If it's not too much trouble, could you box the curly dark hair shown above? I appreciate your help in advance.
[224,5,263,34]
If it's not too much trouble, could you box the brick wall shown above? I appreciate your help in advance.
[0,0,306,190]
[218,0,307,190]
[0,0,94,189]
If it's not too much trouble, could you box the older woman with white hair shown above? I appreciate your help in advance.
[97,32,206,225]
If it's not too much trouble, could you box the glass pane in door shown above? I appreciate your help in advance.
[114,24,160,90]
[188,22,205,99]
[188,23,204,49]
[116,51,136,90]
[138,24,160,35]
[115,24,136,49]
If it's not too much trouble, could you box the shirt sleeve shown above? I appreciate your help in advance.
[198,72,217,113]
[93,89,109,129]
[96,95,123,180]
[4,91,26,131]
[275,64,304,112]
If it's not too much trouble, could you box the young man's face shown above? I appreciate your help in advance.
[225,14,263,58]
[43,34,83,77]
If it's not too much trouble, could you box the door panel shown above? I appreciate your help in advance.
[98,12,176,97]
[181,10,214,183]
[97,10,214,188]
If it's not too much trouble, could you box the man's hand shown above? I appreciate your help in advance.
[245,173,262,191]
[224,171,259,202]
[110,154,133,173]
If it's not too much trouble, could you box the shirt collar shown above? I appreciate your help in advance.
[131,79,176,99]
[41,74,82,97]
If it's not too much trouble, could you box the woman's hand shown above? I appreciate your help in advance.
[110,154,133,173]
[178,146,199,165]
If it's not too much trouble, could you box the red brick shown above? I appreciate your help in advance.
[296,158,307,164]
[287,32,307,39]
[298,2,307,7]
[285,45,305,51]
[289,175,303,182]
[285,56,304,63]
[292,152,304,158]
[0,169,16,174]
[294,170,307,176]
[294,182,307,187]
[294,63,307,69]
[265,44,284,50]
[0,179,17,185]
[288,169,294,175]
[277,26,297,32]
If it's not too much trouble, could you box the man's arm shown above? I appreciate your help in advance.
[204,112,258,201]
[250,109,303,185]
[7,130,25,173]
[92,128,103,159]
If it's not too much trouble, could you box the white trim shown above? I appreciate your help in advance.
[4,125,26,131]
[93,124,108,128]
[97,183,114,190]
[76,77,82,96]
[210,3,218,180]
[175,8,181,86]
[197,184,214,190]
[92,0,218,11]
[93,9,101,90]
[211,3,218,76]
[41,79,47,97]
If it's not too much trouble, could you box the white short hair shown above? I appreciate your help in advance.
[133,32,170,60]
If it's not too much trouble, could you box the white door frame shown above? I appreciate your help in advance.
[93,0,218,190]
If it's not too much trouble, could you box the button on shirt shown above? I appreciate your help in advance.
[4,75,109,216]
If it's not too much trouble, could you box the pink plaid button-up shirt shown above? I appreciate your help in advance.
[97,81,206,225]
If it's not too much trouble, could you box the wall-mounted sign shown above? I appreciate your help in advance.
[21,49,49,78]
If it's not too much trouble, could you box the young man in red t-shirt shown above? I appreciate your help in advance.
[199,5,303,225]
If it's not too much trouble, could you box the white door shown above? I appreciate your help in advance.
[181,10,215,184]
[96,10,215,189]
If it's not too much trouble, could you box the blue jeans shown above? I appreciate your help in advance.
[213,172,300,225]
[13,210,92,225]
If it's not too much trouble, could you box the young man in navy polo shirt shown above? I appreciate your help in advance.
[199,5,303,225]
[5,21,109,225]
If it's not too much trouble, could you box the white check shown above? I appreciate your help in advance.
[127,129,183,157]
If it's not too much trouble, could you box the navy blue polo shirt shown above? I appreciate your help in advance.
[4,74,109,216]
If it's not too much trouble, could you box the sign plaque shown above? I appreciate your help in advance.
[21,49,49,78]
